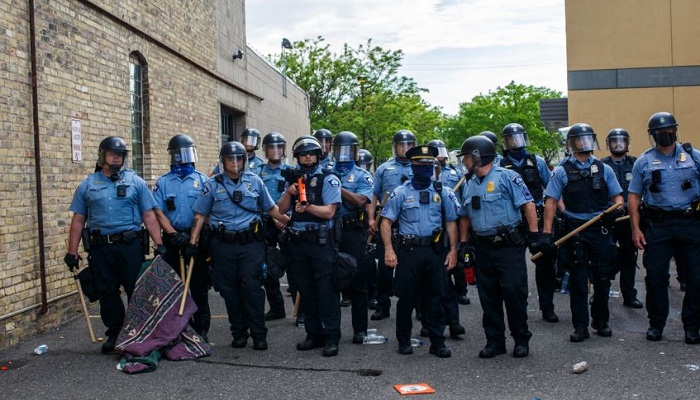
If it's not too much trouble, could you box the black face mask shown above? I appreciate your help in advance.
[655,131,677,147]
[410,164,433,190]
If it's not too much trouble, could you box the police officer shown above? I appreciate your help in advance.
[480,130,503,165]
[541,123,623,343]
[329,131,375,343]
[313,128,334,170]
[241,128,264,171]
[457,136,539,358]
[357,148,374,172]
[381,145,459,358]
[428,139,467,336]
[277,136,343,356]
[500,123,558,323]
[600,128,643,309]
[153,134,211,340]
[188,141,290,351]
[253,132,293,322]
[367,130,416,320]
[628,112,700,344]
[64,136,165,353]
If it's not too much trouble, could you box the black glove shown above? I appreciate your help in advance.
[535,232,555,256]
[526,231,540,254]
[154,244,167,258]
[64,253,81,272]
[458,242,476,267]
[601,207,625,228]
[167,231,190,248]
[184,243,199,258]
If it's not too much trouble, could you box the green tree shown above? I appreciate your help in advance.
[443,81,563,165]
[269,36,444,163]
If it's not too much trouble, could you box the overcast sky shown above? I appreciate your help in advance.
[245,0,567,116]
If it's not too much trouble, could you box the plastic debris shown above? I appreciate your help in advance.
[572,361,588,374]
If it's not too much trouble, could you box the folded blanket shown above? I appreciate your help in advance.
[116,256,211,374]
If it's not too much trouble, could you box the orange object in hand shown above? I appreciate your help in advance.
[297,176,308,205]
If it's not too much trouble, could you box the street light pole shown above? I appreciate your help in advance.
[281,38,293,97]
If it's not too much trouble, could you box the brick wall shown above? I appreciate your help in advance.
[0,0,309,350]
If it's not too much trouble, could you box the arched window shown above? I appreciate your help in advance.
[129,52,148,176]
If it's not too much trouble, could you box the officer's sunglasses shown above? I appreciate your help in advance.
[298,151,317,157]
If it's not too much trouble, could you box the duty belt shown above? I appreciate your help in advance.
[90,230,140,246]
[341,215,365,230]
[475,234,506,246]
[395,234,434,248]
[647,206,693,219]
[215,224,262,244]
[288,229,319,243]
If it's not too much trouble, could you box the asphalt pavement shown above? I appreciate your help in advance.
[1,258,698,400]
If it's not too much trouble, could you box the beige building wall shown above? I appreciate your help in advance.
[566,0,700,155]
[0,0,308,349]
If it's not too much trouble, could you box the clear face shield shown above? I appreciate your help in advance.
[567,134,599,153]
[317,138,332,156]
[241,135,260,151]
[169,146,198,165]
[461,150,483,173]
[332,144,358,163]
[220,154,246,175]
[435,146,449,159]
[393,140,416,158]
[503,133,529,151]
[606,136,629,154]
[264,143,285,162]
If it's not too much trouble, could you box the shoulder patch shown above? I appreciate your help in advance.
[512,174,526,187]
[328,176,341,188]
[201,181,212,195]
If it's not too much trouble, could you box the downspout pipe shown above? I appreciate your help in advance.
[28,0,49,314]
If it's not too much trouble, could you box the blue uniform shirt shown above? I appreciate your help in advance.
[628,143,700,210]
[153,170,208,231]
[332,164,373,219]
[381,181,460,237]
[320,155,333,170]
[290,165,342,231]
[69,169,157,235]
[458,165,533,236]
[193,171,276,231]
[545,154,623,220]
[503,153,551,206]
[247,155,264,171]
[373,158,413,199]
[254,162,292,203]
[440,164,462,192]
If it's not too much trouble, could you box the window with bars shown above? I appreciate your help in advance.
[129,53,147,176]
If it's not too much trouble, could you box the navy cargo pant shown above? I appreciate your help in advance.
[339,228,371,335]
[395,246,446,347]
[474,239,532,345]
[209,238,267,341]
[643,216,700,331]
[88,239,143,338]
[289,240,341,346]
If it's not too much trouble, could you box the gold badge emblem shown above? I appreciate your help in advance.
[486,181,495,192]
[310,177,318,187]
[433,194,441,203]
[347,174,355,183]
[680,153,687,162]
[591,164,599,174]
[193,180,200,189]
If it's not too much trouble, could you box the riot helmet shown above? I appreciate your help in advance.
[606,128,630,156]
[479,131,498,147]
[313,128,333,157]
[292,135,322,172]
[240,128,261,151]
[457,136,496,172]
[392,129,416,159]
[262,132,286,162]
[427,139,449,159]
[566,123,600,153]
[167,134,198,165]
[647,112,679,147]
[357,149,374,169]
[501,123,530,151]
[98,136,128,175]
[332,131,359,163]
[219,141,247,174]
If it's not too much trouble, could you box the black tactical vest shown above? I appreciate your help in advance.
[501,154,543,202]
[291,171,332,224]
[562,159,609,214]
[600,155,636,202]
